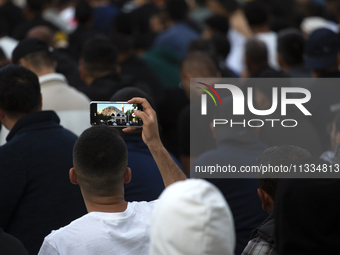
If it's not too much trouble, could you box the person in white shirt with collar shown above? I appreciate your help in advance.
[9,38,90,137]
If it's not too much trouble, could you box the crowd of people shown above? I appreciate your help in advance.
[0,0,340,254]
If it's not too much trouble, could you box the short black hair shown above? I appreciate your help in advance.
[75,0,92,25]
[257,145,311,199]
[244,1,269,27]
[26,0,45,12]
[73,126,128,197]
[110,87,156,111]
[205,15,229,35]
[166,0,188,22]
[0,65,41,117]
[245,39,268,65]
[81,36,118,77]
[278,29,305,66]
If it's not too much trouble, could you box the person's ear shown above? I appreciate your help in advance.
[277,53,285,70]
[337,52,340,66]
[0,109,5,121]
[257,188,274,213]
[18,58,29,69]
[116,65,121,74]
[124,167,132,184]
[335,131,340,146]
[79,58,87,83]
[69,168,78,185]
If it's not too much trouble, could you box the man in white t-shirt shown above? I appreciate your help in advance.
[38,98,187,255]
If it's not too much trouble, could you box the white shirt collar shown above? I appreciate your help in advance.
[39,73,68,85]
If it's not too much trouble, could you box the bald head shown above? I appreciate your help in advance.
[26,26,54,46]
[180,52,218,99]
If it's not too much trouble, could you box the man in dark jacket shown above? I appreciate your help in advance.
[0,65,87,254]
[241,145,311,255]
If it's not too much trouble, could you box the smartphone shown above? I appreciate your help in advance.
[90,101,143,127]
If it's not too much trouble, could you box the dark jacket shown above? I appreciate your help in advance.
[0,228,28,255]
[0,111,87,255]
[250,213,275,245]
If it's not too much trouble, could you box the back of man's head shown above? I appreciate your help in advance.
[305,28,339,71]
[277,28,305,67]
[257,145,311,199]
[81,36,118,79]
[12,38,54,73]
[73,126,128,197]
[204,15,229,35]
[244,1,269,28]
[165,0,188,22]
[245,39,268,73]
[0,64,41,118]
[181,52,218,78]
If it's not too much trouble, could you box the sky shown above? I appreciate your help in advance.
[96,103,136,113]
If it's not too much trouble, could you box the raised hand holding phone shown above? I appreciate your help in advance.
[123,97,187,186]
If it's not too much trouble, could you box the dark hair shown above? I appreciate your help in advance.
[110,87,156,111]
[205,15,229,35]
[166,0,188,22]
[245,39,268,65]
[111,34,132,56]
[244,1,269,27]
[73,126,128,196]
[0,65,41,117]
[81,36,118,77]
[277,29,305,66]
[26,0,45,12]
[24,50,54,71]
[75,0,92,25]
[257,145,311,199]
[211,34,230,60]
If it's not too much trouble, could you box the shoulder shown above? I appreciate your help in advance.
[242,236,276,255]
[42,214,92,246]
[130,200,158,212]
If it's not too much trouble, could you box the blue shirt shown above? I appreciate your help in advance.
[153,22,199,58]
[123,135,181,202]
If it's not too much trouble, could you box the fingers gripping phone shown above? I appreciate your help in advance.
[90,101,143,127]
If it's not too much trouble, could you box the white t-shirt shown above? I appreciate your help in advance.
[38,201,156,255]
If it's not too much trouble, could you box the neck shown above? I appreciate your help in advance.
[251,25,270,34]
[35,68,55,77]
[83,193,128,213]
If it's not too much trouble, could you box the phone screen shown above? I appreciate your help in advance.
[90,101,143,127]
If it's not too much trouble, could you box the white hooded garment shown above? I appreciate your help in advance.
[149,179,235,255]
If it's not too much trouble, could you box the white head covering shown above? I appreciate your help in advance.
[149,179,235,255]
[301,17,339,36]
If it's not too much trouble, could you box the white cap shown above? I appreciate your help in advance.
[149,179,235,255]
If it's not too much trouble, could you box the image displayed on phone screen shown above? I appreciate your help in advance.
[90,102,143,127]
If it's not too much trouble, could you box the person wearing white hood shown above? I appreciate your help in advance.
[149,179,236,255]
